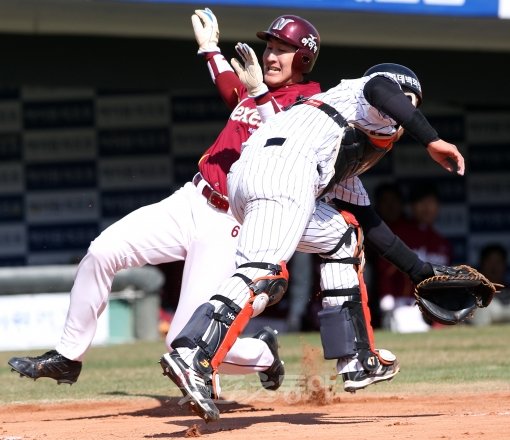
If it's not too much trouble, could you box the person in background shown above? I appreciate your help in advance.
[469,243,510,326]
[377,182,453,332]
[367,182,410,328]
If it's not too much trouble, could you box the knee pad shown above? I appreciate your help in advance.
[236,261,289,316]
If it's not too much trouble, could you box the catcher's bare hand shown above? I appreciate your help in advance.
[191,7,220,54]
[426,139,465,176]
[231,42,268,98]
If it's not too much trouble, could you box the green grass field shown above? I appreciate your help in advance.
[1,324,509,405]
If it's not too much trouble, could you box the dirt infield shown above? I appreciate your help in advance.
[2,391,509,440]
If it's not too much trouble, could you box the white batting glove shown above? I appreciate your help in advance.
[231,42,268,98]
[191,7,220,54]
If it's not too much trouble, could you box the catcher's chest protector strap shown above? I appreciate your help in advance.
[293,98,348,128]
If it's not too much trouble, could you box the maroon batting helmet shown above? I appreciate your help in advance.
[256,15,320,74]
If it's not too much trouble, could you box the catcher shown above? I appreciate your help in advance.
[159,62,503,423]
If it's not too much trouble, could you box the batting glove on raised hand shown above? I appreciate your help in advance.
[191,7,220,54]
[231,42,268,98]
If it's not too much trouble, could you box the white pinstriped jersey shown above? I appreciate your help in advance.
[237,73,403,206]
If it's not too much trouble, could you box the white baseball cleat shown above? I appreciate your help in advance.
[160,351,220,422]
[342,349,400,393]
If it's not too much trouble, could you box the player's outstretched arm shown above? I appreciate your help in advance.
[192,8,242,109]
[426,139,465,176]
[191,7,220,54]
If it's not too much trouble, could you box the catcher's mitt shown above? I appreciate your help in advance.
[414,264,504,325]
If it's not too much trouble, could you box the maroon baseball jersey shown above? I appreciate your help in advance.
[198,52,321,196]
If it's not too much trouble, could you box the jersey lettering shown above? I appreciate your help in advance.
[230,105,262,127]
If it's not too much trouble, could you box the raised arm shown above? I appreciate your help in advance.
[231,42,283,123]
[191,7,244,110]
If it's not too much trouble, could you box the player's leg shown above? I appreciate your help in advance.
[160,155,318,421]
[8,183,198,383]
[298,201,399,392]
[164,204,278,384]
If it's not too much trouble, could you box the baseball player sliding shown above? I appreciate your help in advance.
[8,10,320,390]
[159,63,465,422]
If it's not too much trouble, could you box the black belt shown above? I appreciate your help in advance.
[193,173,229,212]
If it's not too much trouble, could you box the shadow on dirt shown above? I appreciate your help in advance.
[64,391,442,437]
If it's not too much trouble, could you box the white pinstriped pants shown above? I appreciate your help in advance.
[211,150,358,313]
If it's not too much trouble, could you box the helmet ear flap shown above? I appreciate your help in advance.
[293,48,315,74]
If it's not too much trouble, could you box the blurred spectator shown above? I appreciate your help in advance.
[373,182,408,228]
[366,182,410,328]
[376,182,453,332]
[469,244,510,326]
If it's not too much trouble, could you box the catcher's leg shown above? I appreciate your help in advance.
[159,261,288,422]
[317,210,399,393]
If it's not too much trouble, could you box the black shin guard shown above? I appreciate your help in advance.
[320,287,377,370]
[170,295,241,375]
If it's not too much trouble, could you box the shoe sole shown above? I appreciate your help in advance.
[344,363,401,393]
[160,354,220,423]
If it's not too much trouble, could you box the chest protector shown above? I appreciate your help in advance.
[333,126,396,183]
[291,98,398,193]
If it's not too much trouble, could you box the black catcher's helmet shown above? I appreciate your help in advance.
[257,15,320,74]
[364,63,423,105]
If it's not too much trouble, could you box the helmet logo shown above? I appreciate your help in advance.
[301,34,318,53]
[393,73,422,93]
[272,17,295,31]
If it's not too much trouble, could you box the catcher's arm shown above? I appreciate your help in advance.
[332,199,434,283]
[426,140,465,176]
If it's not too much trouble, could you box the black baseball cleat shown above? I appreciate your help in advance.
[253,326,285,391]
[8,350,82,385]
[160,351,220,423]
[342,358,400,393]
